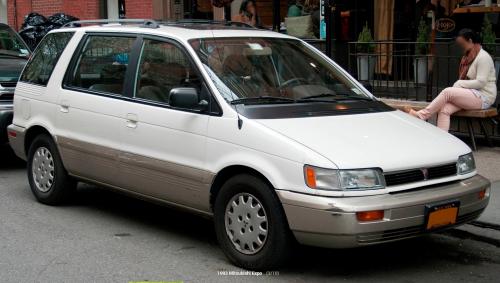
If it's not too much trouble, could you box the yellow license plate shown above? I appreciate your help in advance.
[426,201,459,230]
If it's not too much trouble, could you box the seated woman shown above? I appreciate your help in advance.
[405,29,497,131]
[232,0,262,28]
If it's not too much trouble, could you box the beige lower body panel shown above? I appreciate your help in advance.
[57,136,215,213]
[278,175,491,248]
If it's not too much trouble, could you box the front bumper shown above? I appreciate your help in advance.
[278,175,490,248]
[0,103,13,144]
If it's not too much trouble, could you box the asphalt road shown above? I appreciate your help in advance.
[1,146,499,283]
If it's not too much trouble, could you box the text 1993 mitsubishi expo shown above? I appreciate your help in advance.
[7,19,490,270]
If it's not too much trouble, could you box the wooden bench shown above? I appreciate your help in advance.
[381,98,498,151]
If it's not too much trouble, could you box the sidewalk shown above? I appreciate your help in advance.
[473,147,500,226]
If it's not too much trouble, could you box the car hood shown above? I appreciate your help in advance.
[256,110,470,172]
[0,57,27,82]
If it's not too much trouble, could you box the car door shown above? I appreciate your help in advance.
[117,36,215,212]
[57,33,139,185]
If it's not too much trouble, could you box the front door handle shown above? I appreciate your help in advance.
[126,113,138,129]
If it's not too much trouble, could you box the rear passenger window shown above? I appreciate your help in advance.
[67,35,135,95]
[20,32,74,86]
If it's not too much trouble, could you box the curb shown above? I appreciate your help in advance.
[470,220,500,231]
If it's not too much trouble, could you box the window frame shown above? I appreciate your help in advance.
[62,32,222,116]
[62,32,141,99]
[19,31,75,87]
[130,34,222,116]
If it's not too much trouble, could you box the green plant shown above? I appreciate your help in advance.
[357,22,375,54]
[416,18,430,55]
[481,16,496,55]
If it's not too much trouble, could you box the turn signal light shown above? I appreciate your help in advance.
[304,166,316,189]
[478,189,486,200]
[356,210,384,222]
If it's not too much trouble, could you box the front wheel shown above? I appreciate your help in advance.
[27,134,76,205]
[214,174,294,270]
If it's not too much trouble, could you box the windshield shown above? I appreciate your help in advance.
[0,25,30,57]
[189,37,372,104]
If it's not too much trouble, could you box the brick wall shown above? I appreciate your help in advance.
[7,0,153,30]
[124,0,153,19]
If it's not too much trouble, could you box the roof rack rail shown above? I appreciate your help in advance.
[160,19,256,29]
[62,19,159,28]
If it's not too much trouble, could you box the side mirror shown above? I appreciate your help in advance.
[169,87,207,112]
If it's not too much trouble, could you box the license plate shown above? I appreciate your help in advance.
[425,201,460,230]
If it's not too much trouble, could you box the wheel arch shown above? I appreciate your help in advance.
[24,125,54,154]
[209,165,278,212]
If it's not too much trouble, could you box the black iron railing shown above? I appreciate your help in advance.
[347,41,500,102]
[346,40,500,144]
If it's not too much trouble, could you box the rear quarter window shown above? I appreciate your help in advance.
[20,32,74,86]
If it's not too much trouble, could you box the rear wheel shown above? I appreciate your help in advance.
[27,134,76,205]
[214,174,294,270]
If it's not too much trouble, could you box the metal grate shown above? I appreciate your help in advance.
[428,163,458,179]
[0,82,17,88]
[384,163,457,187]
[0,93,14,101]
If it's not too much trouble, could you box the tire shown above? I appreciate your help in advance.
[27,134,76,205]
[214,174,294,270]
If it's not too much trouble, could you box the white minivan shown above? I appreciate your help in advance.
[8,20,490,270]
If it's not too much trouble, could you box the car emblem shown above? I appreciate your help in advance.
[421,168,429,180]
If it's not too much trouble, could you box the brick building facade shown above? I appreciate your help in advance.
[5,0,157,29]
[1,0,281,31]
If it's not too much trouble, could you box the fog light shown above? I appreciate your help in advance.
[356,210,384,221]
[478,189,486,200]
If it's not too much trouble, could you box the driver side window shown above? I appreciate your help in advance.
[134,39,203,108]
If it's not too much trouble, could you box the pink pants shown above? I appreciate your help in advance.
[416,87,482,131]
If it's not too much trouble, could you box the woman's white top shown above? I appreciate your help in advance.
[453,48,497,108]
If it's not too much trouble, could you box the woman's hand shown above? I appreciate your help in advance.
[452,81,461,88]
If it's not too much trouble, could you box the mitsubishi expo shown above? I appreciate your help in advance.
[8,19,490,270]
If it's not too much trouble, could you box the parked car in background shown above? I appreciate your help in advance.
[0,23,30,145]
[8,20,490,271]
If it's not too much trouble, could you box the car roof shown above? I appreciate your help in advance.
[53,21,297,42]
[0,23,14,30]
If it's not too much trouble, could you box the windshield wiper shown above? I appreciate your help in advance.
[300,93,373,102]
[298,93,338,101]
[230,96,296,105]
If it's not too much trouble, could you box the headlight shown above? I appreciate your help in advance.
[304,165,385,191]
[457,153,476,175]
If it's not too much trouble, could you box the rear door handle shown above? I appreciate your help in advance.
[126,113,138,129]
[60,100,69,113]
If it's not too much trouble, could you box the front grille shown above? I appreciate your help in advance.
[0,82,17,88]
[384,163,457,187]
[357,209,484,245]
[428,163,458,179]
[0,93,14,101]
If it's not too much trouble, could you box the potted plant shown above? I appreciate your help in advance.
[356,22,376,81]
[481,16,499,80]
[414,18,430,85]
